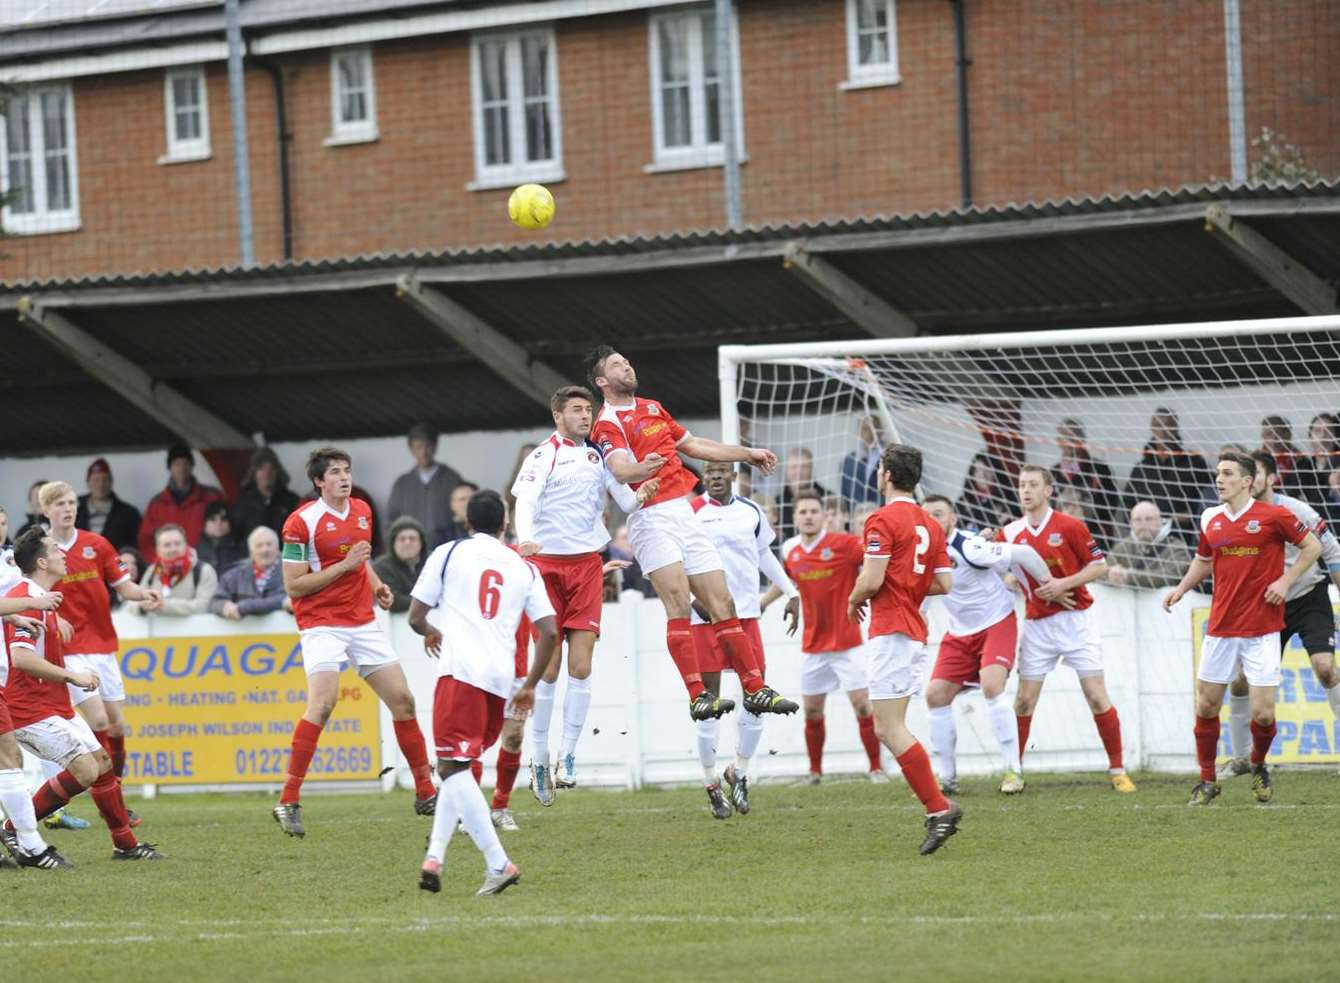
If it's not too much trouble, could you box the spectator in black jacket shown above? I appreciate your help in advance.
[196,501,247,574]
[956,452,1012,532]
[231,447,301,540]
[1052,418,1118,549]
[76,458,142,551]
[371,516,427,614]
[210,526,290,620]
[1124,408,1211,538]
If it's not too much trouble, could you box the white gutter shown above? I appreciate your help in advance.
[2,40,230,82]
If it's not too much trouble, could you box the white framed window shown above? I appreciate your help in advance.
[843,0,900,89]
[647,5,745,173]
[161,66,210,163]
[0,84,80,236]
[326,46,378,145]
[468,28,563,190]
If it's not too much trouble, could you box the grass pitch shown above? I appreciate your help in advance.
[2,770,1336,982]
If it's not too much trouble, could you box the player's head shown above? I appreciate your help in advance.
[922,494,955,534]
[14,526,66,580]
[406,423,437,469]
[877,444,922,497]
[38,480,78,529]
[1129,500,1162,542]
[465,489,507,537]
[306,447,353,499]
[793,489,825,535]
[701,461,736,501]
[584,346,636,399]
[1214,450,1255,502]
[550,385,596,438]
[1249,448,1278,501]
[1016,464,1053,513]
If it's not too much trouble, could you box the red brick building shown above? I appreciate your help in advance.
[2,0,1336,281]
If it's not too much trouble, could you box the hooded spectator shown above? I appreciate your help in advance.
[75,458,142,551]
[230,447,301,540]
[371,516,428,614]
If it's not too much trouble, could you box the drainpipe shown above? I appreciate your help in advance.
[949,0,972,209]
[715,0,742,229]
[253,57,294,261]
[1223,0,1247,183]
[224,0,256,266]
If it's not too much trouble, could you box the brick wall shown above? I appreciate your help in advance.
[2,0,1335,280]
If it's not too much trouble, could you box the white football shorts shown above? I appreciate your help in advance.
[65,653,126,706]
[1017,610,1104,681]
[801,646,871,696]
[299,623,399,678]
[867,633,930,701]
[627,496,723,578]
[15,713,102,768]
[1198,632,1282,688]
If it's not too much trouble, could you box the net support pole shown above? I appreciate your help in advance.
[1204,205,1339,315]
[718,348,740,446]
[782,242,918,337]
[395,274,570,408]
[16,296,252,448]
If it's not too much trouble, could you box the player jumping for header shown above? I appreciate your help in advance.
[585,346,798,722]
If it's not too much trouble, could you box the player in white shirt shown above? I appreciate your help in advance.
[689,461,799,818]
[510,385,655,801]
[1220,450,1340,775]
[407,490,559,897]
[922,496,1052,795]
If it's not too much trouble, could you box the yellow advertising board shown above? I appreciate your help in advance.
[1191,605,1340,764]
[117,633,381,785]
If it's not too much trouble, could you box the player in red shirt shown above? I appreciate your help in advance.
[1000,465,1135,793]
[273,447,436,838]
[584,346,798,722]
[1164,450,1320,806]
[41,480,160,785]
[2,528,162,861]
[846,445,959,855]
[763,489,885,783]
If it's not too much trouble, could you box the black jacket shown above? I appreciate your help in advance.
[231,484,301,540]
[1124,444,1211,534]
[197,534,247,574]
[75,494,143,552]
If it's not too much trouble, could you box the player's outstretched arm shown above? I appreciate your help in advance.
[115,579,161,605]
[605,449,665,484]
[10,647,98,690]
[1162,555,1212,611]
[0,593,60,615]
[283,540,370,599]
[677,436,777,476]
[1035,559,1106,601]
[1266,531,1323,605]
[406,598,442,655]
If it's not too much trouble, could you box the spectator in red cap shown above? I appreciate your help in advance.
[76,458,142,552]
[139,443,225,563]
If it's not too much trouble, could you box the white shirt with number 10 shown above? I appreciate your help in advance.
[410,533,555,698]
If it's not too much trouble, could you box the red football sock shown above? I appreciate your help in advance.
[491,749,522,810]
[1249,719,1276,766]
[712,619,764,694]
[470,760,483,784]
[108,734,127,778]
[93,728,112,756]
[858,714,881,772]
[30,769,86,821]
[1016,714,1033,761]
[1194,715,1220,782]
[804,718,825,775]
[895,742,951,815]
[89,770,138,851]
[280,718,323,805]
[392,718,435,799]
[666,618,705,699]
[1092,706,1124,770]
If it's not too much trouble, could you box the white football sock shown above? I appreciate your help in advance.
[426,773,460,864]
[557,675,592,760]
[0,768,47,855]
[1229,694,1251,758]
[696,716,719,784]
[735,710,764,777]
[445,768,509,873]
[1326,682,1340,718]
[927,705,957,783]
[531,679,557,764]
[986,693,1021,774]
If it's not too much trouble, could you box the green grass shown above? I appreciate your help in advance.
[3,770,1337,982]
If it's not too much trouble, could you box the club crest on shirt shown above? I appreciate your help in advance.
[532,449,544,459]
[587,450,600,464]
[82,545,96,559]
[820,548,833,560]
[326,522,336,531]
[1245,519,1261,534]
[357,516,369,530]
[1047,533,1063,547]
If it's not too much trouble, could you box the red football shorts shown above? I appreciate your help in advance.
[691,618,767,675]
[533,552,605,637]
[432,676,504,762]
[932,612,1018,687]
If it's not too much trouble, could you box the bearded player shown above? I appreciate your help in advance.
[585,347,797,721]
[689,461,799,818]
[1165,451,1320,805]
[999,466,1135,793]
[763,489,886,783]
[848,445,959,855]
[511,385,656,801]
[273,447,436,837]
[1218,449,1340,775]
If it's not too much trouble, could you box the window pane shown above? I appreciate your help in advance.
[659,18,690,85]
[4,98,33,213]
[701,12,718,78]
[175,107,200,141]
[525,101,552,162]
[484,105,510,165]
[661,85,691,148]
[173,76,199,111]
[338,55,365,92]
[479,41,508,103]
[704,80,720,145]
[858,31,889,66]
[858,0,888,32]
[44,149,70,211]
[341,91,367,124]
[41,91,67,152]
[41,91,70,211]
[521,35,548,99]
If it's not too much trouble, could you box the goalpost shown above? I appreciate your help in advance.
[720,315,1340,774]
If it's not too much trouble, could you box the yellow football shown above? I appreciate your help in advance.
[507,183,555,230]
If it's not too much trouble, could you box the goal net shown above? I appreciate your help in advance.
[720,315,1340,774]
